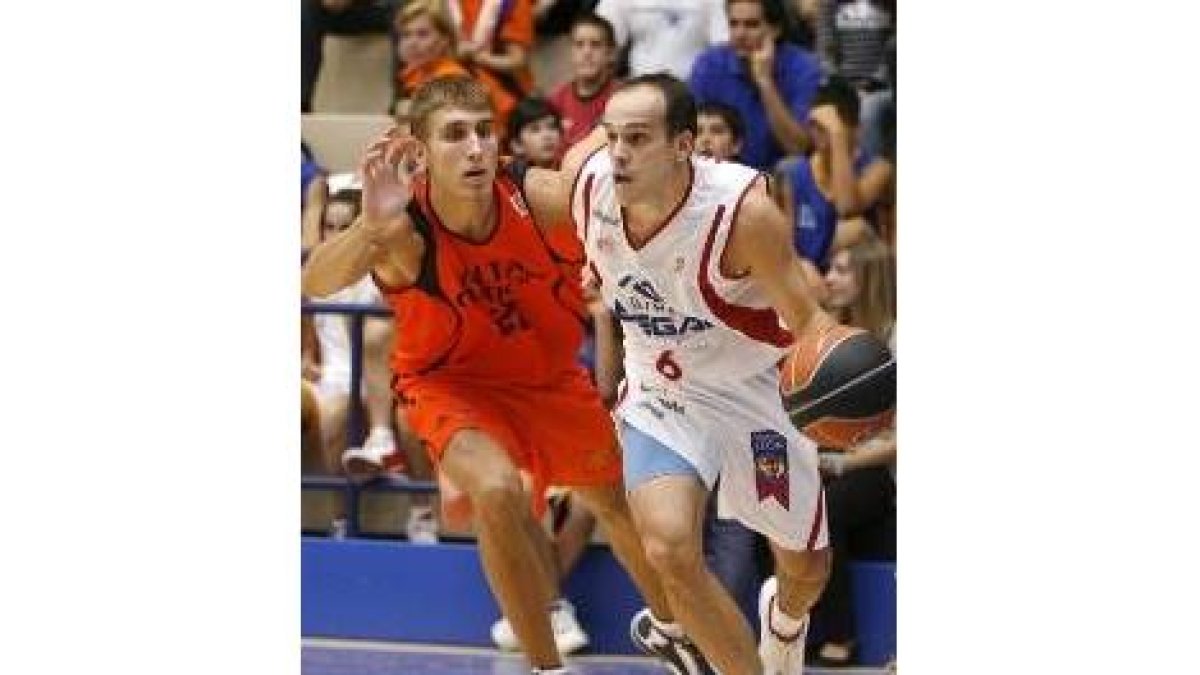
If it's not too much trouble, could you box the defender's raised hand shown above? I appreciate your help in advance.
[360,127,422,239]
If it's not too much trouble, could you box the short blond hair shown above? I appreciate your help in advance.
[396,0,458,52]
[408,75,494,140]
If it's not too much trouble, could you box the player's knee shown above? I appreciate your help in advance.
[778,549,831,589]
[470,472,526,525]
[641,530,704,581]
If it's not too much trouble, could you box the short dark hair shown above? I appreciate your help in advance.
[697,102,744,142]
[726,0,788,29]
[613,72,698,137]
[507,96,562,144]
[570,12,616,47]
[813,75,860,127]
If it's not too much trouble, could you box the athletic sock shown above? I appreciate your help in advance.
[770,599,807,640]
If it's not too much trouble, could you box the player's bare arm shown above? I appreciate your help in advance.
[301,133,426,296]
[724,178,834,339]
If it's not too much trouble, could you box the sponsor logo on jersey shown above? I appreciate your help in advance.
[638,381,685,415]
[614,274,715,338]
[591,209,621,227]
[454,260,548,336]
[752,430,790,509]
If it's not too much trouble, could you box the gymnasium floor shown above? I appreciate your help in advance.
[303,638,890,675]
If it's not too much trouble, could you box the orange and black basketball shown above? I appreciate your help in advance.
[781,323,896,449]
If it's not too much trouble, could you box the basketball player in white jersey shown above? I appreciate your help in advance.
[541,74,833,675]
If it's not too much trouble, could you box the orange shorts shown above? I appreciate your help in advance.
[399,368,622,525]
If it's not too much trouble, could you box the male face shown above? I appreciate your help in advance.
[420,106,498,195]
[695,112,742,161]
[727,0,778,59]
[322,199,359,238]
[570,22,615,83]
[513,115,563,168]
[602,86,692,206]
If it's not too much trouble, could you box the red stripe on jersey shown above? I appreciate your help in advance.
[806,489,826,550]
[697,206,793,348]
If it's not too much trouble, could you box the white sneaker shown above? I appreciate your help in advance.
[341,427,401,475]
[490,599,590,655]
[549,599,589,654]
[405,505,439,545]
[758,576,809,675]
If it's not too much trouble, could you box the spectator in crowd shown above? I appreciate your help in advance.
[813,0,894,157]
[812,231,896,666]
[775,76,892,270]
[302,76,689,675]
[303,181,440,543]
[393,0,520,138]
[455,0,537,100]
[689,0,822,171]
[302,0,400,112]
[594,0,729,80]
[303,142,326,209]
[547,13,620,148]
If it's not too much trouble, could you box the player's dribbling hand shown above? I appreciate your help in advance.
[360,127,421,244]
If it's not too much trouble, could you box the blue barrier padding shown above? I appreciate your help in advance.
[303,537,497,645]
[302,537,896,661]
[850,561,897,664]
[302,537,646,654]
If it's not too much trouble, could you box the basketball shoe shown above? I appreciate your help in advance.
[758,576,810,675]
[341,426,404,476]
[629,608,707,675]
[491,599,589,655]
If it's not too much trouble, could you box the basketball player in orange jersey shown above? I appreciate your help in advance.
[301,76,700,675]
[525,74,840,675]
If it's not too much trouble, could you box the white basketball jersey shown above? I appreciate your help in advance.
[571,151,827,550]
[572,153,790,461]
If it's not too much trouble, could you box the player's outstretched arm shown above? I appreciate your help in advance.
[726,178,835,341]
[521,124,608,229]
[302,130,425,297]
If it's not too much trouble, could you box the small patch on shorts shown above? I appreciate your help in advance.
[752,430,790,509]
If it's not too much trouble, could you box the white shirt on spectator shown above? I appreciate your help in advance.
[309,275,382,397]
[594,0,729,80]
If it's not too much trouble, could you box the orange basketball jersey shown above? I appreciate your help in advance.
[378,176,588,392]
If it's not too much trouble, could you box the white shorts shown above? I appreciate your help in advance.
[617,370,828,552]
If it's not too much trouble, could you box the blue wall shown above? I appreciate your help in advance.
[301,537,896,663]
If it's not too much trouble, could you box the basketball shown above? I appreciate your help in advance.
[781,324,896,449]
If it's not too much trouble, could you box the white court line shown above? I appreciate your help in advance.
[302,637,654,664]
[302,637,890,673]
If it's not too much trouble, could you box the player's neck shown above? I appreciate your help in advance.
[430,181,496,240]
[622,161,692,233]
[573,73,611,100]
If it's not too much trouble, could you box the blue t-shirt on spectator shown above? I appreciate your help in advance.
[786,149,874,269]
[689,43,822,171]
[302,144,324,206]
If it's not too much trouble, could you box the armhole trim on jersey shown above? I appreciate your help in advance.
[569,146,604,240]
[718,171,768,281]
[698,204,793,348]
